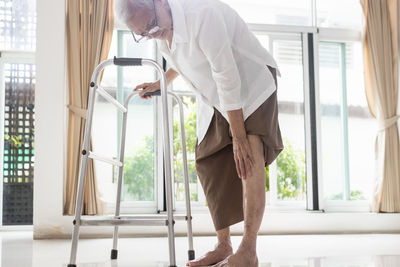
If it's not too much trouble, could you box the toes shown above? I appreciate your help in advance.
[186,256,210,266]
[186,260,201,266]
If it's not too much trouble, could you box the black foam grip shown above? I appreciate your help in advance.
[113,56,142,66]
[144,89,161,97]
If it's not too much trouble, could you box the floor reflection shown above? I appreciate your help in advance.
[70,255,400,267]
[1,231,33,267]
[1,232,400,267]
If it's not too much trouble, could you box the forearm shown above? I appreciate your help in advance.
[227,108,246,138]
[166,68,179,85]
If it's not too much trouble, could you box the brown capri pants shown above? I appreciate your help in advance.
[195,65,284,231]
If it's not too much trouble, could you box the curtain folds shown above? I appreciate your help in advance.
[360,0,400,212]
[64,0,114,215]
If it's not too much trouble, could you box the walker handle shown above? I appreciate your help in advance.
[144,89,161,97]
[113,56,142,66]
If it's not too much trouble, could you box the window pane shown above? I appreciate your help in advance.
[94,30,157,204]
[346,42,374,200]
[2,63,35,225]
[319,41,372,201]
[172,95,198,203]
[0,0,36,51]
[257,34,307,202]
[221,0,312,26]
[120,34,157,202]
[170,72,202,204]
[317,0,362,30]
[319,42,345,200]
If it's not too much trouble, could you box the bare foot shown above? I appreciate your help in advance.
[211,247,258,267]
[186,242,233,266]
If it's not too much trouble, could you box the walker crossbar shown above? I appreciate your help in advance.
[67,58,195,267]
[96,86,128,113]
[87,151,123,167]
[76,214,191,226]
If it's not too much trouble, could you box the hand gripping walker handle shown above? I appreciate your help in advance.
[113,57,160,97]
[144,89,161,97]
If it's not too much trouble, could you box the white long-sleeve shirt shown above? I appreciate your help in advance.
[156,0,281,145]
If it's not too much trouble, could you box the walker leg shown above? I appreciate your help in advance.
[111,111,128,260]
[167,218,177,267]
[166,194,177,267]
[68,125,93,266]
[68,152,89,266]
[68,223,80,267]
[162,87,177,267]
[111,225,119,259]
[175,94,196,261]
[111,225,120,259]
[68,84,96,266]
[111,169,122,259]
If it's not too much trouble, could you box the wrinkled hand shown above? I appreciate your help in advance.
[133,81,160,99]
[232,135,255,179]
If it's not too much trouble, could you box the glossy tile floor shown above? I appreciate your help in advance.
[1,231,400,266]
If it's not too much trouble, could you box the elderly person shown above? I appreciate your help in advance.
[115,0,284,266]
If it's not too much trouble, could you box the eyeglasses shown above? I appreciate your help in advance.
[131,0,160,43]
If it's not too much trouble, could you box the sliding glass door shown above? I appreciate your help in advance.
[319,40,374,210]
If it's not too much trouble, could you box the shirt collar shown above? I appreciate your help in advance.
[167,0,188,44]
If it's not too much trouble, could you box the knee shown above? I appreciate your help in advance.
[247,135,264,168]
[247,135,263,156]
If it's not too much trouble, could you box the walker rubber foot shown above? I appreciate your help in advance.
[67,264,76,267]
[111,249,118,259]
[188,250,195,260]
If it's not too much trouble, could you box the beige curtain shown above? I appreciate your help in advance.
[64,0,114,215]
[361,0,400,212]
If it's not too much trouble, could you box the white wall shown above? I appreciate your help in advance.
[34,0,68,238]
[33,0,400,239]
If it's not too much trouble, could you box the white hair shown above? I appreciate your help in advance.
[114,0,153,26]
